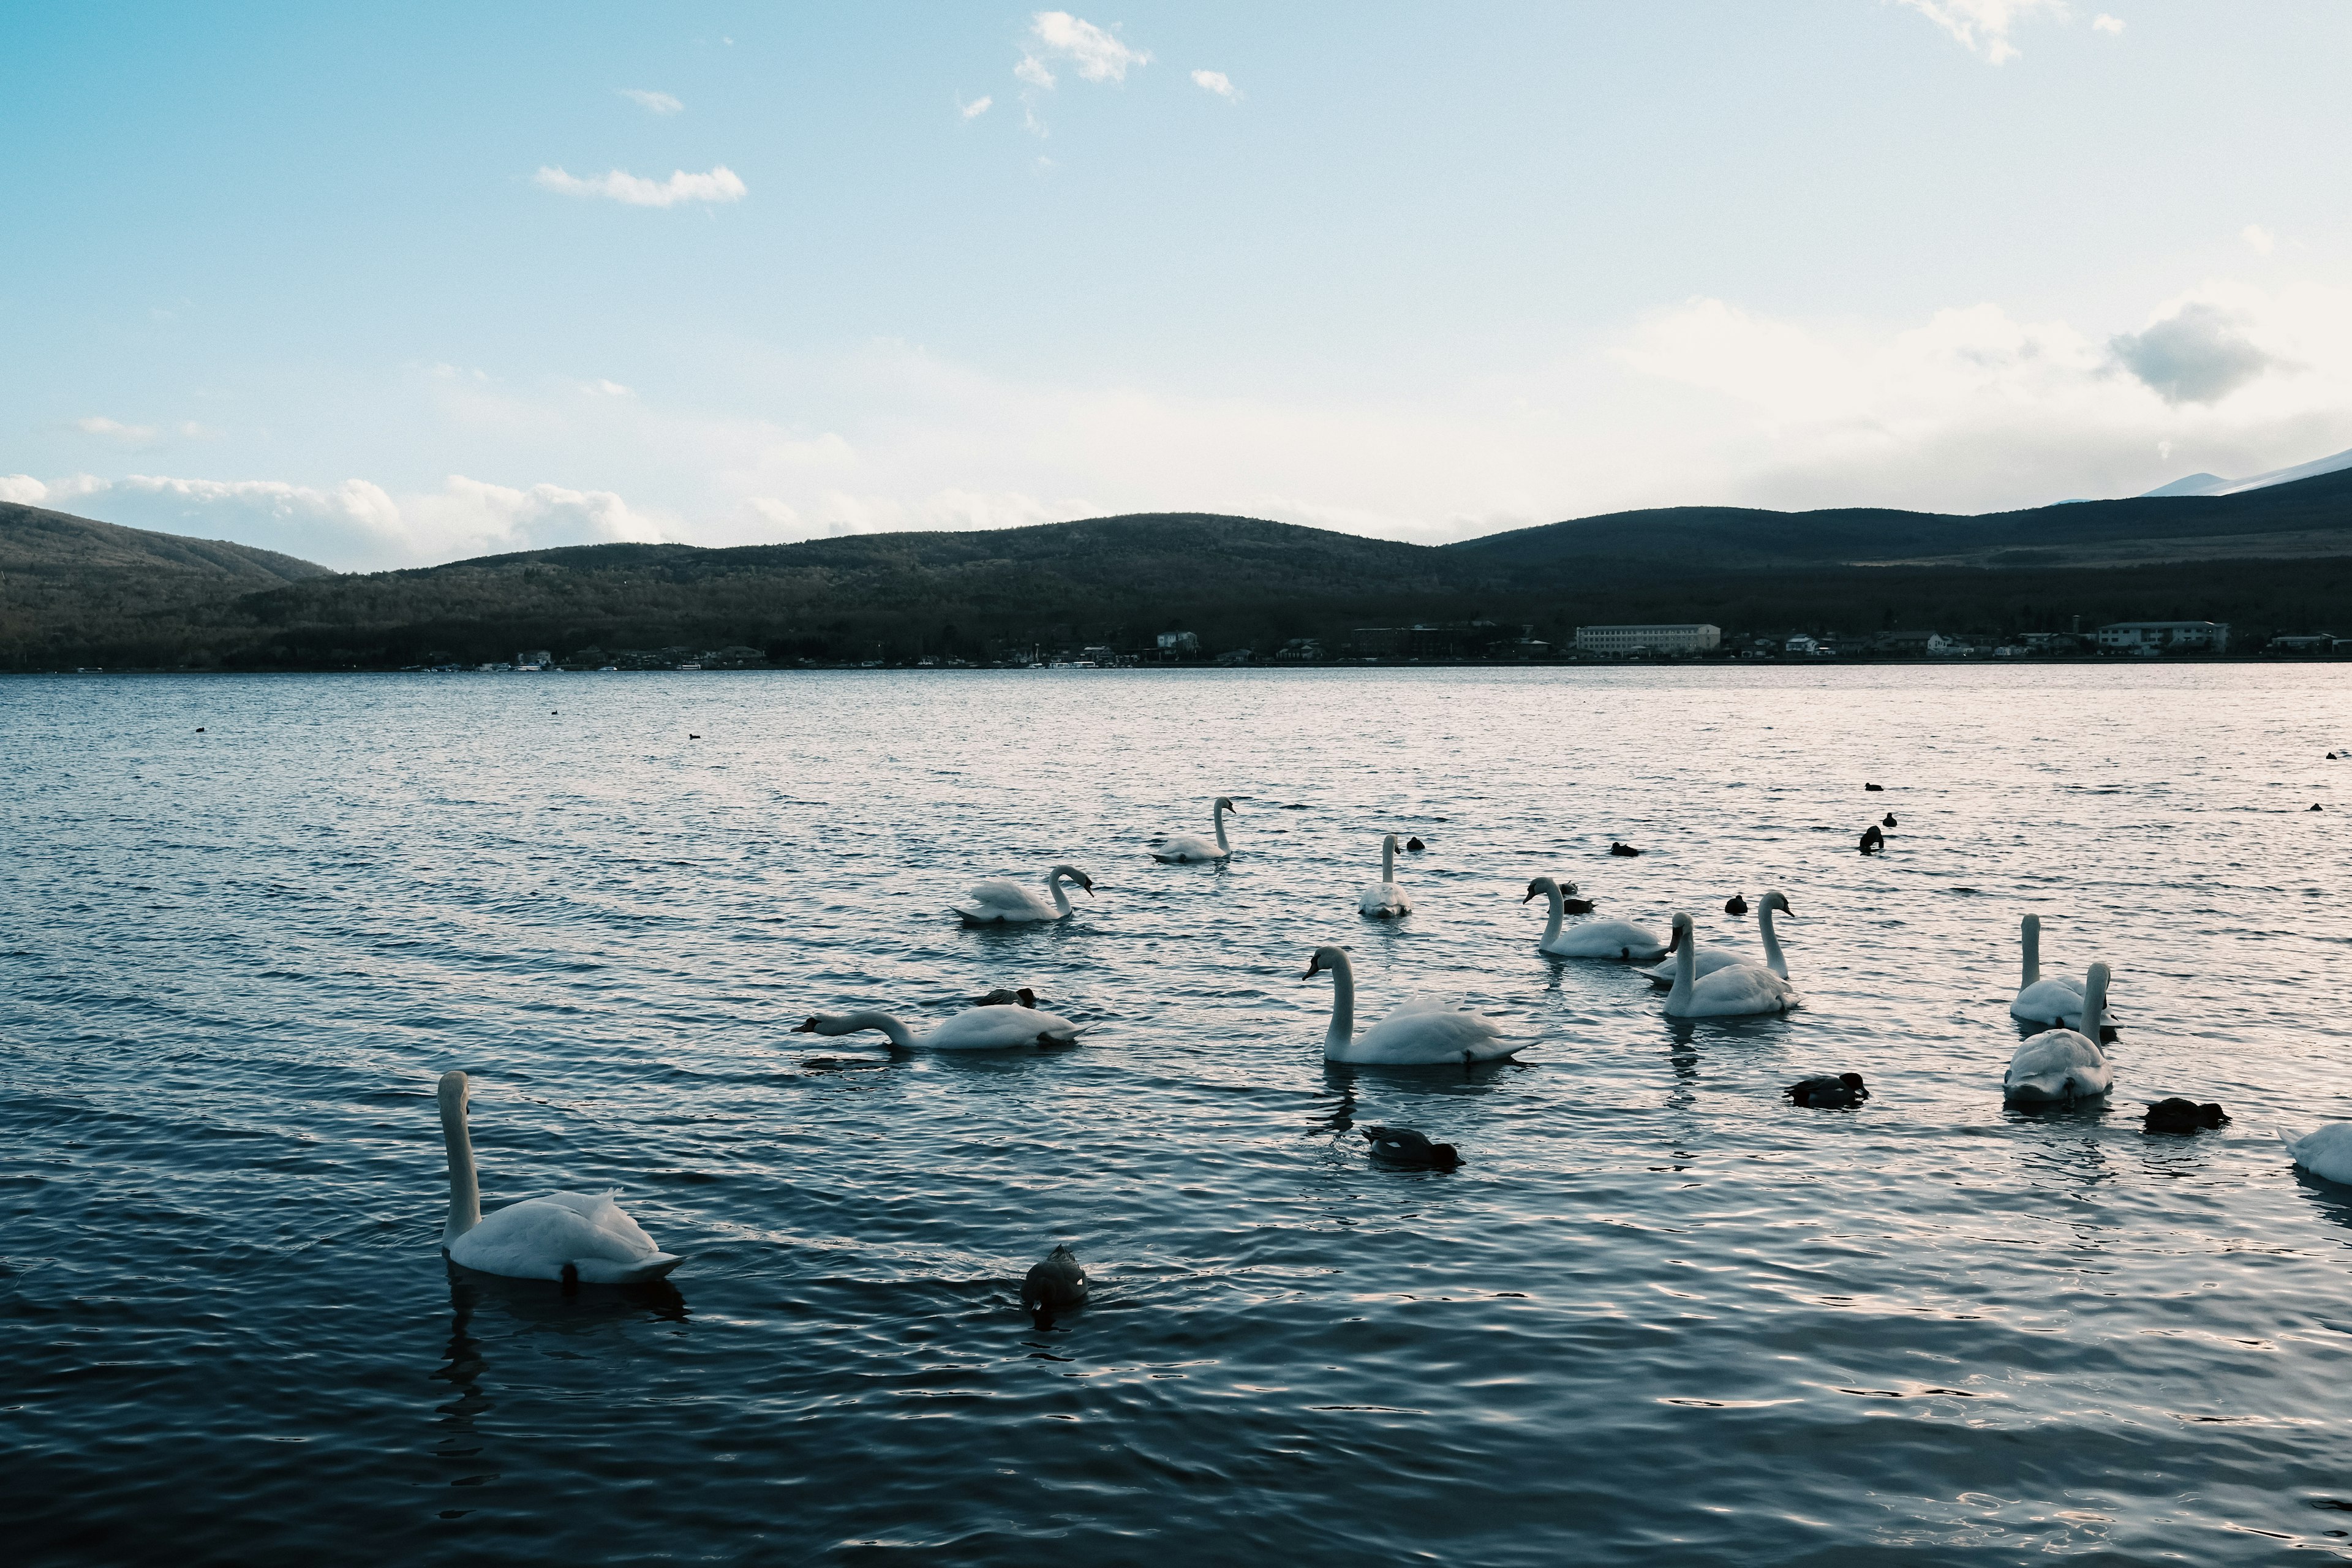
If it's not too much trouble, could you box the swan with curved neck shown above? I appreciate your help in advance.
[1639,889,1792,987]
[1524,875,1664,961]
[2003,962,2114,1102]
[1661,912,1801,1017]
[1153,796,1237,862]
[796,1002,1085,1051]
[954,864,1095,924]
[1304,946,1517,1064]
[2010,914,2113,1031]
[1357,834,1413,919]
[437,1071,682,1284]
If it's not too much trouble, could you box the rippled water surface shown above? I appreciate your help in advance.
[8,666,2352,1564]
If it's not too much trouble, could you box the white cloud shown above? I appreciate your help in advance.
[1014,55,1056,90]
[959,94,993,119]
[1894,0,2067,64]
[582,379,632,397]
[619,88,684,114]
[1027,12,1148,83]
[75,415,158,443]
[532,164,746,207]
[2243,224,2275,255]
[2092,13,2125,33]
[1,473,49,504]
[2109,302,2282,405]
[1191,69,1240,100]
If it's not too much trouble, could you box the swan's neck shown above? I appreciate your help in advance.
[2021,920,2040,986]
[1542,883,1564,945]
[1666,927,1697,1008]
[1213,802,1231,854]
[2078,974,2108,1053]
[843,1010,917,1049]
[439,1085,481,1246]
[1758,903,1785,977]
[1047,868,1074,916]
[1324,954,1355,1051]
[1381,837,1395,883]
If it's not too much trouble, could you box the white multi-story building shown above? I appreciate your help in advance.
[1574,623,1721,655]
[2095,620,2230,653]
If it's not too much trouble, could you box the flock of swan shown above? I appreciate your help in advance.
[434,793,2352,1288]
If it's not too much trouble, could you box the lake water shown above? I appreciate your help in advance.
[7,666,2352,1565]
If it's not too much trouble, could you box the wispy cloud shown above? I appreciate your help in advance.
[2092,13,2125,34]
[2243,224,2275,255]
[959,94,993,119]
[533,165,746,207]
[1893,0,2066,64]
[1024,12,1149,84]
[75,415,157,443]
[1191,69,1240,100]
[619,88,684,115]
[2110,303,2283,405]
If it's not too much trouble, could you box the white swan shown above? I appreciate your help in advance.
[1638,889,1792,987]
[954,864,1095,924]
[2009,914,2116,1031]
[1357,834,1413,919]
[2003,962,2114,1102]
[2279,1124,2352,1184]
[1152,796,1237,862]
[436,1071,682,1284]
[1524,875,1665,961]
[1660,912,1801,1018]
[1304,946,1517,1065]
[794,1004,1085,1051]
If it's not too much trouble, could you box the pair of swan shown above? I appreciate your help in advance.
[956,864,1094,923]
[1660,911,1802,1017]
[1153,797,1237,862]
[1637,891,1791,987]
[1304,946,1517,1065]
[1358,834,1412,919]
[2002,963,2115,1102]
[2010,915,2115,1031]
[1525,876,1663,960]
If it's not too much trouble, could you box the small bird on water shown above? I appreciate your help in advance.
[1865,782,1883,791]
[2143,1098,2228,1134]
[1610,841,1641,857]
[1361,1126,1461,1167]
[1882,813,1898,828]
[1785,1072,1869,1109]
[1724,893,1749,915]
[972,986,1039,1008]
[1021,1244,1088,1313]
[1404,836,1426,852]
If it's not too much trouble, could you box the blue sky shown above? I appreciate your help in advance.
[3,1,2348,568]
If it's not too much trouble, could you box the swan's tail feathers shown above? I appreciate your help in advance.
[2277,1128,2305,1161]
[594,1252,684,1284]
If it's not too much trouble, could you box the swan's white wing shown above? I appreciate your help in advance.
[1358,880,1413,917]
[2010,976,2087,1023]
[1153,834,1225,862]
[1545,920,1665,960]
[450,1191,678,1282]
[1637,944,1749,987]
[1671,963,1802,1018]
[922,1005,1084,1050]
[1336,998,1515,1064]
[2002,1030,2111,1099]
[2282,1123,2352,1183]
[954,878,1055,921]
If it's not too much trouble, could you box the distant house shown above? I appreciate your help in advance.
[2267,633,2334,652]
[514,648,552,668]
[1872,629,1955,656]
[1156,630,1200,655]
[2097,620,2230,653]
[1275,638,1325,661]
[1354,620,1501,658]
[1572,623,1721,655]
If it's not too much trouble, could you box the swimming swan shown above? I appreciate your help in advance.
[2010,914,2116,1031]
[2279,1123,2352,1184]
[2003,963,2114,1103]
[1524,875,1664,961]
[1639,889,1792,987]
[1357,834,1413,919]
[795,1004,1085,1050]
[1304,945,1518,1065]
[437,1071,682,1284]
[1153,797,1237,862]
[954,864,1095,923]
[1661,912,1802,1018]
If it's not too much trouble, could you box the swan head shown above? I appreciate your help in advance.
[1762,889,1792,916]
[1302,944,1350,981]
[1665,911,1695,951]
[437,1069,469,1117]
[2022,913,2040,937]
[1052,864,1096,895]
[1523,876,1555,903]
[1214,796,1238,814]
[796,1014,869,1036]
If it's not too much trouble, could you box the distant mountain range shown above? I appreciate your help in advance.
[6,458,2351,669]
[2139,443,2352,499]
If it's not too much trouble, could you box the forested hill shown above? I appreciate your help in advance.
[5,468,2351,669]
